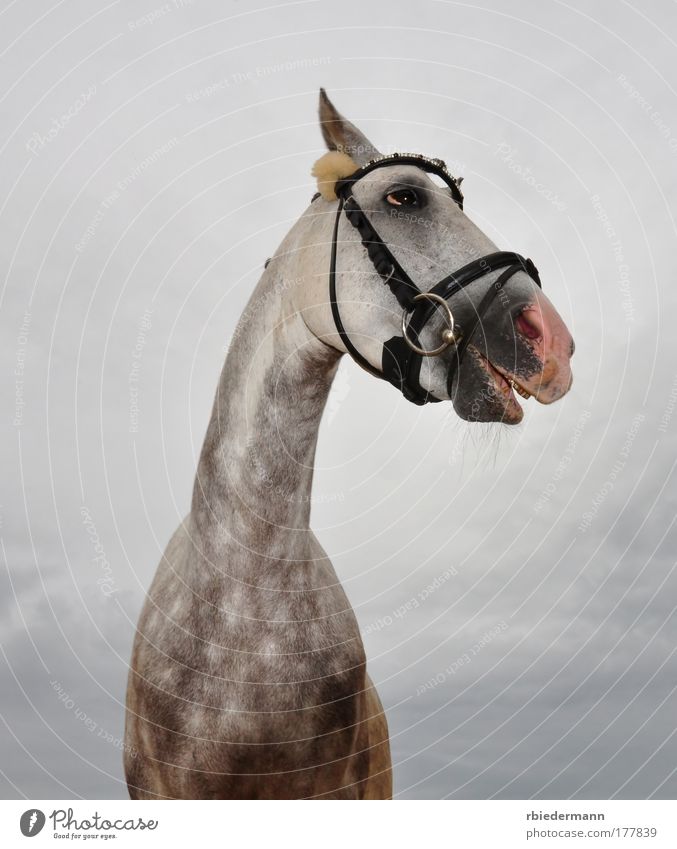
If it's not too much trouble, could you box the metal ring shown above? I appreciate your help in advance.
[401,292,460,357]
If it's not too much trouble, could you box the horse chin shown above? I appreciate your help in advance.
[450,349,524,425]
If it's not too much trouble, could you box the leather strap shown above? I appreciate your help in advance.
[342,195,420,309]
[336,153,464,210]
[329,196,383,380]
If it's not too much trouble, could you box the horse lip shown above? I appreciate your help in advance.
[468,349,525,426]
[497,368,533,400]
[474,349,532,401]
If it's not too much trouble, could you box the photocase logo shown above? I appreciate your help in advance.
[20,809,45,837]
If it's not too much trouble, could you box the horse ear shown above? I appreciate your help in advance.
[318,88,381,166]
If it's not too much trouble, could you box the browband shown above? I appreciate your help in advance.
[326,153,541,405]
[335,152,465,210]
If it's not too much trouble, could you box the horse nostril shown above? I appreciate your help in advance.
[515,310,541,341]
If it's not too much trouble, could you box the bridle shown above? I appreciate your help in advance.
[326,153,542,406]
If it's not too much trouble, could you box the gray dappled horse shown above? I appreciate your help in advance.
[124,90,574,799]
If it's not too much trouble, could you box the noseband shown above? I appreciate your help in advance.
[326,153,542,405]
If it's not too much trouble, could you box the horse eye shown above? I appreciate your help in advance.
[386,189,419,208]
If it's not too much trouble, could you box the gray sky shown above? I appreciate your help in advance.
[1,0,677,800]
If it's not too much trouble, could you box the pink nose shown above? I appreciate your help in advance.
[514,291,574,403]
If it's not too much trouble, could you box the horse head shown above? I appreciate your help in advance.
[299,89,574,424]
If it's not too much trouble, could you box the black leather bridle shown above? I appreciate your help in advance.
[326,153,542,405]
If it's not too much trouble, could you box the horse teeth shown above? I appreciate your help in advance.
[510,379,531,399]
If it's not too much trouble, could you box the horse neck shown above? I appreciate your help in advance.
[191,236,340,557]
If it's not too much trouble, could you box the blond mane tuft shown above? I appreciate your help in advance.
[311,151,358,201]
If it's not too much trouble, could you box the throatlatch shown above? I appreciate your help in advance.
[321,152,542,406]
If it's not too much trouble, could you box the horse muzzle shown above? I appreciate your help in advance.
[503,290,574,405]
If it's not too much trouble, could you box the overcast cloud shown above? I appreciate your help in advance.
[1,0,677,800]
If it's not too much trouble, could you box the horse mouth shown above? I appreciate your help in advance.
[475,350,532,424]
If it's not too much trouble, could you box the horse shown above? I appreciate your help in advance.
[124,89,574,799]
